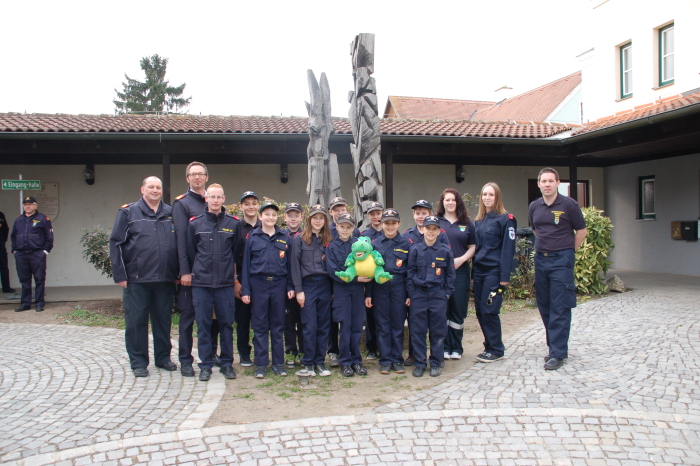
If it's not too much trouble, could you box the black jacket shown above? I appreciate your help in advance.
[109,198,178,284]
[0,211,8,244]
[11,211,54,253]
[172,189,207,276]
[186,210,239,288]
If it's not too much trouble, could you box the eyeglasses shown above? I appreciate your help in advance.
[188,172,207,178]
[207,195,224,200]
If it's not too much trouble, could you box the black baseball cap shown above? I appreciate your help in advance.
[381,209,400,222]
[240,191,259,203]
[259,202,279,213]
[335,213,355,225]
[329,197,348,209]
[423,215,440,227]
[284,202,302,213]
[412,199,432,210]
[308,204,328,217]
[367,202,384,213]
[23,196,37,204]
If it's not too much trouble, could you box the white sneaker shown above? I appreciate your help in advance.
[443,352,451,360]
[450,352,462,360]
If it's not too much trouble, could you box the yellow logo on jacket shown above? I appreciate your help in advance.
[552,211,565,225]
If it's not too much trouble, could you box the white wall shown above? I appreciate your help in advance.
[604,153,700,276]
[580,0,700,121]
[0,162,604,287]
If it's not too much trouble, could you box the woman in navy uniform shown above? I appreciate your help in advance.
[290,205,333,377]
[437,188,475,361]
[406,216,455,377]
[241,202,294,379]
[325,213,371,377]
[370,209,411,374]
[473,182,516,363]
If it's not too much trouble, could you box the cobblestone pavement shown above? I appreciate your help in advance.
[2,281,699,465]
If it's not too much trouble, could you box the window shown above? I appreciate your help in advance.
[659,23,674,87]
[620,42,633,99]
[639,176,655,220]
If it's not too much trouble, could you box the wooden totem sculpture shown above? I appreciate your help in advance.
[306,70,342,209]
[349,33,384,230]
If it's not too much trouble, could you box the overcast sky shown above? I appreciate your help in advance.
[1,0,590,118]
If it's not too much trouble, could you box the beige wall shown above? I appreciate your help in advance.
[0,163,603,287]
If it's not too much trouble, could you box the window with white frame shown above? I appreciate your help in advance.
[659,23,674,87]
[620,42,633,99]
[639,175,655,220]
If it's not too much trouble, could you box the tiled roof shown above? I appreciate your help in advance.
[473,71,581,122]
[0,113,570,139]
[573,91,700,135]
[383,96,496,120]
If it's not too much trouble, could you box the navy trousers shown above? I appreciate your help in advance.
[328,322,339,355]
[445,266,470,355]
[177,285,221,365]
[534,250,576,359]
[0,243,11,290]
[235,297,252,359]
[123,282,175,369]
[192,286,235,370]
[373,277,407,366]
[473,267,505,357]
[364,305,377,353]
[300,276,332,366]
[333,283,365,366]
[410,285,448,368]
[284,295,304,356]
[15,250,47,307]
[250,276,287,367]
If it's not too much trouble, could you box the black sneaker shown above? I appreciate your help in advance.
[255,366,267,378]
[328,353,340,367]
[213,355,222,367]
[314,364,331,377]
[412,366,425,377]
[544,357,565,371]
[379,364,391,374]
[430,366,441,377]
[180,364,195,377]
[35,305,44,312]
[14,305,30,312]
[366,351,378,360]
[220,366,237,379]
[199,368,212,381]
[304,365,317,376]
[352,364,368,376]
[240,356,253,367]
[133,367,149,377]
[392,363,405,374]
[475,352,504,363]
[156,361,177,371]
[340,365,354,377]
[403,356,415,366]
[271,365,288,376]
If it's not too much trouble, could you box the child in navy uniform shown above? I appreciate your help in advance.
[283,202,304,368]
[325,213,371,377]
[406,215,455,377]
[370,209,412,374]
[360,201,384,361]
[241,202,294,378]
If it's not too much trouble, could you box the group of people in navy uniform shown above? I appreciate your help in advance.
[108,162,587,380]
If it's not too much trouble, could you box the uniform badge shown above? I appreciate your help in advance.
[279,250,285,258]
[396,259,403,267]
[436,267,442,276]
[552,211,565,225]
[431,262,435,268]
[509,227,515,240]
[322,253,326,261]
[459,225,466,232]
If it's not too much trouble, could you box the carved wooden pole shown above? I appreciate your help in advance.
[349,33,383,230]
[306,70,341,208]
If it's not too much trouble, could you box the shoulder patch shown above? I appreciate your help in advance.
[325,242,330,248]
[233,215,239,220]
[508,213,514,220]
[189,216,197,222]
[45,217,50,221]
[440,228,446,233]
[121,204,129,209]
[174,194,185,201]
[407,238,414,243]
[246,233,250,239]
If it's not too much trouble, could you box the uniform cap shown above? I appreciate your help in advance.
[423,215,440,227]
[240,191,259,203]
[335,213,355,225]
[367,202,384,213]
[259,202,279,213]
[412,199,432,210]
[329,197,348,209]
[381,209,400,222]
[284,202,302,213]
[308,204,328,217]
[23,196,37,204]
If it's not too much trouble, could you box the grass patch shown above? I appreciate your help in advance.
[61,306,125,329]
[232,393,254,400]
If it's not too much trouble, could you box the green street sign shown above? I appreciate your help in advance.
[2,180,41,190]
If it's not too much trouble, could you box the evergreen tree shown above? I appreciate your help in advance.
[113,54,191,114]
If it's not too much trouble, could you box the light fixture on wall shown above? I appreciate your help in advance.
[280,163,289,184]
[83,163,95,185]
[455,164,465,183]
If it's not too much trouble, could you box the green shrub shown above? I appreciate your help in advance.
[574,207,614,294]
[80,226,113,278]
[505,237,536,299]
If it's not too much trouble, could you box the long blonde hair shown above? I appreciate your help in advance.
[475,182,507,221]
[301,212,332,245]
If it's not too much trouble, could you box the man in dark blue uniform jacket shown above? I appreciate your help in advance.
[11,196,53,311]
[109,176,179,378]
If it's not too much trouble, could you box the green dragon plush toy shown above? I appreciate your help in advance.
[335,236,393,284]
